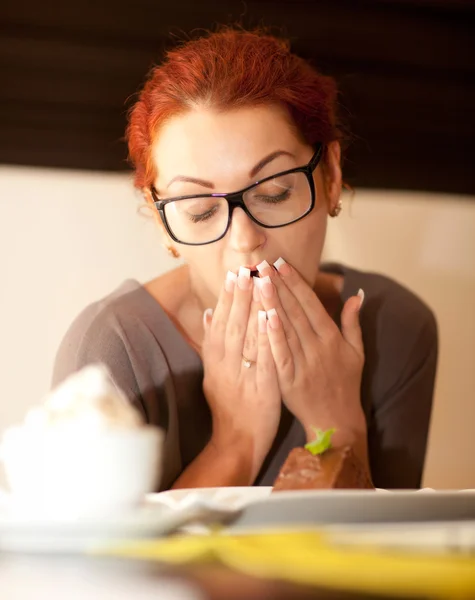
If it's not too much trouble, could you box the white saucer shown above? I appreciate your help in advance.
[0,503,197,553]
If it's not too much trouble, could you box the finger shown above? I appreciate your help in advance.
[241,278,264,362]
[207,271,236,359]
[261,273,315,348]
[256,261,302,348]
[225,267,254,362]
[265,307,295,384]
[272,257,337,338]
[255,310,277,388]
[341,289,365,355]
[256,260,309,351]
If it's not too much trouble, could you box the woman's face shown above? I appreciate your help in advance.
[151,104,341,303]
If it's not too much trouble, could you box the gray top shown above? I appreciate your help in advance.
[52,264,438,490]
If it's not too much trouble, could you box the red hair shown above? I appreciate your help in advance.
[127,27,342,190]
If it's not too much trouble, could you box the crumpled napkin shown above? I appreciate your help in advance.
[97,530,475,599]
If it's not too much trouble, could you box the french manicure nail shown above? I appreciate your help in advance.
[239,266,251,278]
[261,275,273,298]
[357,288,365,309]
[238,266,251,290]
[203,308,213,328]
[225,270,237,292]
[267,308,279,329]
[258,310,267,333]
[273,256,291,275]
[256,260,270,274]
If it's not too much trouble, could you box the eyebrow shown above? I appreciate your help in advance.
[166,175,214,189]
[249,150,294,178]
[166,150,295,190]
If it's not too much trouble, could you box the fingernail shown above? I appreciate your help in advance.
[273,256,291,276]
[267,308,279,329]
[203,308,213,328]
[357,288,365,309]
[238,266,251,290]
[261,275,273,298]
[256,260,270,274]
[258,310,267,333]
[225,271,237,293]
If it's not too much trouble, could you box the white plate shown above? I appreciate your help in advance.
[227,488,475,531]
[147,486,475,533]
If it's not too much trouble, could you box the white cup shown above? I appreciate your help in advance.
[1,425,163,519]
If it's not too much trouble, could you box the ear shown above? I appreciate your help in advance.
[323,141,342,213]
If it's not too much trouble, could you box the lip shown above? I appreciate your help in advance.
[227,265,258,273]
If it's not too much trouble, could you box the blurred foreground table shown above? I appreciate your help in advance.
[0,554,406,600]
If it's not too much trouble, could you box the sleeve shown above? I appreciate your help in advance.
[367,313,438,489]
[51,307,147,421]
[51,303,184,490]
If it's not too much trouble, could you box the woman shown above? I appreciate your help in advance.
[53,28,437,490]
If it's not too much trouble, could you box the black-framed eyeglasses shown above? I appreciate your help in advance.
[150,143,323,246]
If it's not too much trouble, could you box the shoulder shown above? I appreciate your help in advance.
[355,268,437,354]
[325,263,438,395]
[324,263,437,336]
[51,280,169,388]
[57,280,158,355]
[328,263,438,346]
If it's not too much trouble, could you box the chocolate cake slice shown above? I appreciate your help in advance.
[273,428,373,491]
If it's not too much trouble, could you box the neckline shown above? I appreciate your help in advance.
[116,278,203,361]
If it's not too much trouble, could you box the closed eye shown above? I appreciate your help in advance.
[187,205,219,223]
[254,189,292,204]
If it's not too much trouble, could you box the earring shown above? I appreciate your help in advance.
[166,245,180,258]
[330,199,343,218]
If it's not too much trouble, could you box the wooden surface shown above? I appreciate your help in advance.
[1,0,474,194]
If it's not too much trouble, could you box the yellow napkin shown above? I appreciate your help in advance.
[97,530,475,599]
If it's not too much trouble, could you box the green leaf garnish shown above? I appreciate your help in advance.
[304,427,336,456]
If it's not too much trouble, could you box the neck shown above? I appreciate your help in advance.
[171,266,217,355]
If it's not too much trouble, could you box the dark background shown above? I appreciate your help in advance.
[1,0,474,194]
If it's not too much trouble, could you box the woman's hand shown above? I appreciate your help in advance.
[201,268,282,483]
[256,258,367,458]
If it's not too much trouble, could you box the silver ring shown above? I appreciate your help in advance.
[242,355,253,368]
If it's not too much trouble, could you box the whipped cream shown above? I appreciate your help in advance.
[0,365,162,519]
[20,364,143,434]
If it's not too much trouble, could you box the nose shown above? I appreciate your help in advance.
[227,207,266,253]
